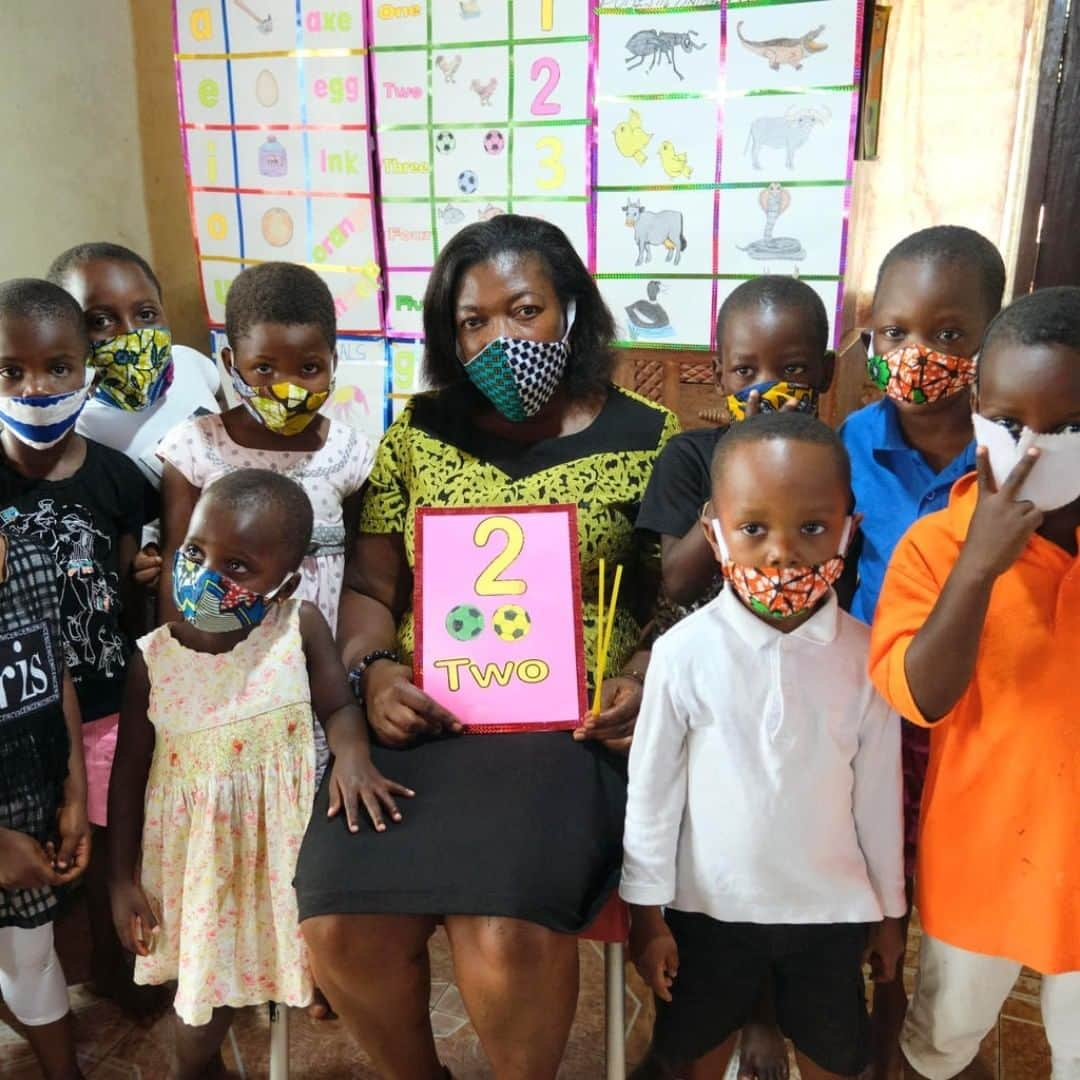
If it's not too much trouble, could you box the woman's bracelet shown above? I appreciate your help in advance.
[347,649,402,699]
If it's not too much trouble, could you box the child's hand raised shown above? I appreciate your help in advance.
[110,880,160,957]
[961,446,1044,579]
[629,905,679,1003]
[328,744,415,833]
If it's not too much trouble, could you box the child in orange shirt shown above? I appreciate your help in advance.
[870,287,1080,1079]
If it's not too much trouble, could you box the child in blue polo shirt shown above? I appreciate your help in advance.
[838,225,1005,1077]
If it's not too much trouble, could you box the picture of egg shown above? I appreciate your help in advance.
[255,68,279,108]
[261,207,294,247]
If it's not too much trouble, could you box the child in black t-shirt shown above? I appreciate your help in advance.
[0,279,157,1015]
[635,276,836,1077]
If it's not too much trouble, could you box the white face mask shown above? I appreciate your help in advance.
[972,412,1080,512]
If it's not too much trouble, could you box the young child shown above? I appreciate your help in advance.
[637,276,835,624]
[838,225,1005,1076]
[0,278,155,1008]
[870,287,1080,1080]
[108,469,411,1078]
[156,261,372,634]
[0,533,90,1080]
[623,412,905,1080]
[48,242,222,489]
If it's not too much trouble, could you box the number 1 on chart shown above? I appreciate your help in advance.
[540,0,553,31]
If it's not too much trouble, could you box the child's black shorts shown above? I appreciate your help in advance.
[651,910,871,1076]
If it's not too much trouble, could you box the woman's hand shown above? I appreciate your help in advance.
[53,801,91,879]
[365,661,463,747]
[328,744,415,833]
[110,880,159,957]
[573,675,643,754]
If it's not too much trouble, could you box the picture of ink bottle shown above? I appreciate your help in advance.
[258,135,288,177]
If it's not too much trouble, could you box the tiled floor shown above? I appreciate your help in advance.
[0,911,1053,1078]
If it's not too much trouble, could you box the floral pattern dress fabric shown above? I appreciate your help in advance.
[134,600,315,1026]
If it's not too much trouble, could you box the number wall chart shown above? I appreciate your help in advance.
[174,0,864,415]
[414,505,587,733]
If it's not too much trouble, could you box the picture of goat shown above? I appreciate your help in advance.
[744,106,830,170]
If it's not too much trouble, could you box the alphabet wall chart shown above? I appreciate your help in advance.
[174,0,863,428]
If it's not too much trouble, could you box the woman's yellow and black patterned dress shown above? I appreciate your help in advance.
[296,383,677,932]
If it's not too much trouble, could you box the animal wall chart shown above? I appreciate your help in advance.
[595,0,863,349]
[369,0,592,340]
[173,0,391,441]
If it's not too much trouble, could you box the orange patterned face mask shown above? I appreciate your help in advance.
[867,343,976,405]
[709,518,852,620]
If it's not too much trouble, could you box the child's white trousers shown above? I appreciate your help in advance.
[0,923,69,1026]
[902,932,1080,1080]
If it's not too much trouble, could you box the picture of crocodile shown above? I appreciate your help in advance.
[736,22,828,71]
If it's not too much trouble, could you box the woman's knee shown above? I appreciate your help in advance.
[449,916,575,974]
[302,913,433,971]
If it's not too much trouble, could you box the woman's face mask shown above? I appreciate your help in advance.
[725,380,819,422]
[0,368,95,450]
[172,551,294,633]
[229,365,331,436]
[89,328,174,411]
[462,301,576,422]
[867,342,976,405]
[708,516,854,620]
[972,412,1080,512]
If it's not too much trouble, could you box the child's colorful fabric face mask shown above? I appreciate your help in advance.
[709,518,853,620]
[867,343,976,405]
[89,328,174,411]
[972,412,1080,512]
[0,369,95,450]
[462,301,575,423]
[172,551,291,633]
[229,366,330,436]
[725,380,819,422]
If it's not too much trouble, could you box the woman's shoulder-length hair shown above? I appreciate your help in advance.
[420,214,616,399]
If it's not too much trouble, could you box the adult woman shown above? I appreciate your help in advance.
[296,215,677,1079]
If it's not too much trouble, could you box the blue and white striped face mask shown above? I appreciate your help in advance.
[0,369,95,450]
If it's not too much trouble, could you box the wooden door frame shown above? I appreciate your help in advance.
[1014,0,1079,294]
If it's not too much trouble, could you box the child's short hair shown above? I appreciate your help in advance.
[981,286,1080,356]
[0,278,90,349]
[203,468,314,570]
[715,276,829,357]
[711,410,851,491]
[46,242,163,299]
[875,226,1006,316]
[224,263,336,351]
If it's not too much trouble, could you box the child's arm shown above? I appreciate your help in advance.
[899,448,1042,722]
[628,904,679,1002]
[52,668,90,880]
[157,463,201,624]
[660,527,718,606]
[300,602,414,832]
[107,651,159,956]
[117,531,146,638]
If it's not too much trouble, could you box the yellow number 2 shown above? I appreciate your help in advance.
[536,135,565,191]
[474,516,527,596]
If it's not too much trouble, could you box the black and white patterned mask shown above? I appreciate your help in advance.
[462,302,576,422]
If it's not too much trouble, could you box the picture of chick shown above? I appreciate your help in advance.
[659,140,693,180]
[613,108,652,166]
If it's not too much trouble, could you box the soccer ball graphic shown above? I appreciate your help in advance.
[445,604,484,641]
[483,130,505,155]
[457,170,478,194]
[435,130,456,155]
[492,604,532,642]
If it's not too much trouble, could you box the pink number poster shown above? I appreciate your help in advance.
[414,505,586,733]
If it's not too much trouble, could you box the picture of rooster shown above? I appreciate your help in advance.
[435,54,462,84]
[471,77,497,107]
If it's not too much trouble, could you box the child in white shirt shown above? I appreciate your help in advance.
[622,411,905,1080]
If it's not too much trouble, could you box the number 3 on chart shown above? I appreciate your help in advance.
[474,516,527,596]
[536,136,565,191]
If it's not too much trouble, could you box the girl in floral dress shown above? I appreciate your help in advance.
[108,470,409,1078]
